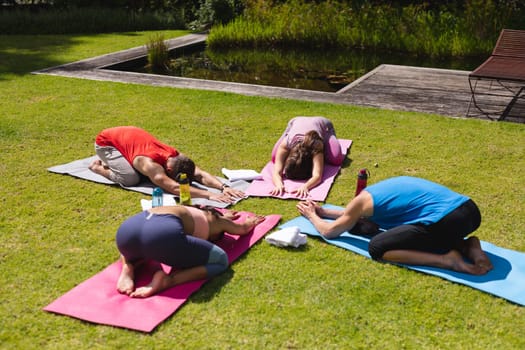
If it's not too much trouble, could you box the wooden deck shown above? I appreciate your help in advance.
[338,64,473,117]
[33,33,523,123]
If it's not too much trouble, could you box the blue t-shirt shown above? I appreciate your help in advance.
[365,176,469,229]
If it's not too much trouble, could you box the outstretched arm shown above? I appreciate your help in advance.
[133,156,184,195]
[193,165,245,201]
[270,141,289,196]
[297,196,368,239]
[134,156,237,202]
[296,200,343,219]
[217,214,266,236]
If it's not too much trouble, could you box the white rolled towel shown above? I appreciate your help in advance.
[265,226,307,248]
[221,168,263,182]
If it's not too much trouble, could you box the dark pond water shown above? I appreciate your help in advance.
[122,43,485,92]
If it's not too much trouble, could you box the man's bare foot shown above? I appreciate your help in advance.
[461,236,493,273]
[117,262,135,295]
[88,159,105,174]
[130,270,170,298]
[442,249,488,275]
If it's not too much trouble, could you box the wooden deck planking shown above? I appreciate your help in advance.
[33,34,523,122]
[337,64,473,116]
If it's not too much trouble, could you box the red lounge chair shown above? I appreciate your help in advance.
[467,29,525,121]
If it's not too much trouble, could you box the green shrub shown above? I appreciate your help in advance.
[208,0,525,57]
[0,6,185,34]
[146,34,169,73]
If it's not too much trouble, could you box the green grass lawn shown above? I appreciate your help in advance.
[1,31,524,349]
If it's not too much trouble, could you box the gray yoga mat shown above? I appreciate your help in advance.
[48,155,249,208]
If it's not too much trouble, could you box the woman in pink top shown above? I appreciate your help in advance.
[270,117,344,197]
[116,205,265,298]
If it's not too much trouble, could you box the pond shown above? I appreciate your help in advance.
[118,43,485,93]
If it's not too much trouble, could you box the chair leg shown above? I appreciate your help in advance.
[499,87,524,121]
[466,78,478,118]
[467,78,496,120]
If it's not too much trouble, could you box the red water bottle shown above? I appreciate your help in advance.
[355,168,370,196]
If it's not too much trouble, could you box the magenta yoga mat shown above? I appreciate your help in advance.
[44,212,281,332]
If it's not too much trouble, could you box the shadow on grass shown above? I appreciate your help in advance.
[0,32,140,80]
[190,242,312,305]
[341,156,353,169]
[188,269,235,303]
[0,35,75,79]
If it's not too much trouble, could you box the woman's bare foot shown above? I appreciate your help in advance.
[442,249,488,275]
[130,269,170,298]
[117,262,135,295]
[460,236,493,273]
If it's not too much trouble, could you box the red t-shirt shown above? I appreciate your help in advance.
[95,126,179,168]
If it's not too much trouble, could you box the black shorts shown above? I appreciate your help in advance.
[367,199,481,260]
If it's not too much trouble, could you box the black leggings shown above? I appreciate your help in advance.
[368,199,481,260]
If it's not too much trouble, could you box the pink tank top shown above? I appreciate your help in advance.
[185,206,210,237]
[285,116,329,149]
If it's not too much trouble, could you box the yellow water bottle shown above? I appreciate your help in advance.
[177,173,192,206]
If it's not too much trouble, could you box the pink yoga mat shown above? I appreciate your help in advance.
[245,139,352,201]
[43,212,281,332]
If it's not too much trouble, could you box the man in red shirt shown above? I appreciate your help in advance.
[89,126,244,203]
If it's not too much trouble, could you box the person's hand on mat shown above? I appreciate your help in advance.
[296,200,322,219]
[293,184,310,198]
[223,210,240,221]
[222,186,246,200]
[209,192,236,203]
[270,183,286,196]
[243,215,266,227]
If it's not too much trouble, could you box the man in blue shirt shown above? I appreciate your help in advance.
[296,176,492,275]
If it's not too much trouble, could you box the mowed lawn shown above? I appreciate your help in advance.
[0,31,524,349]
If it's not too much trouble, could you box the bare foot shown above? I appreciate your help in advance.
[88,159,105,174]
[461,236,493,273]
[130,270,170,298]
[442,249,487,275]
[117,262,135,295]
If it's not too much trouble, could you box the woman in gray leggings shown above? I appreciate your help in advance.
[116,205,265,298]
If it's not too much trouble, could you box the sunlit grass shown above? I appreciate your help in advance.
[0,31,524,349]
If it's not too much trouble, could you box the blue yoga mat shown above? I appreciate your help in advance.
[281,205,525,306]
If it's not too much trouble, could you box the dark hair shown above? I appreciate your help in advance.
[198,205,224,218]
[167,155,195,181]
[352,218,380,236]
[283,130,324,180]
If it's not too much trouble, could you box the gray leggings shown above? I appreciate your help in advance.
[116,211,229,277]
[94,144,141,186]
